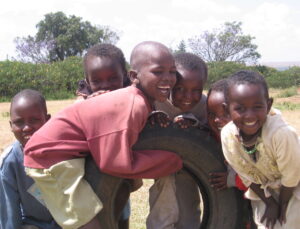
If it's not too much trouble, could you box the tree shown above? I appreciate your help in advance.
[188,22,261,63]
[14,36,54,63]
[175,40,187,53]
[15,11,119,62]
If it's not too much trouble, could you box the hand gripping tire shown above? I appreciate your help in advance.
[85,124,248,229]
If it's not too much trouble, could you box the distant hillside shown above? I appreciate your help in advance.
[260,61,300,71]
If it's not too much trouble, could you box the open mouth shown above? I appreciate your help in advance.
[157,86,171,95]
[244,121,257,127]
[23,135,32,140]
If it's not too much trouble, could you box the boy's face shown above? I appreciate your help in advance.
[228,83,272,139]
[10,98,50,147]
[207,90,231,138]
[171,66,203,112]
[86,56,124,92]
[133,49,177,104]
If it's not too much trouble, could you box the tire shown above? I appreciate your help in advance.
[85,124,247,229]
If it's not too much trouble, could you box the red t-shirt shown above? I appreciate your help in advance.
[24,86,182,179]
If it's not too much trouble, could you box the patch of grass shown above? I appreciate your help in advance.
[274,102,300,111]
[1,111,10,117]
[275,87,298,98]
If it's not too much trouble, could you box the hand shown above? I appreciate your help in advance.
[174,117,195,129]
[128,179,143,192]
[261,198,280,229]
[209,172,228,191]
[148,112,171,127]
[279,202,288,225]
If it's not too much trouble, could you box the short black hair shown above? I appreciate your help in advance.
[83,43,130,86]
[10,89,47,114]
[174,52,208,82]
[207,78,228,100]
[226,70,269,103]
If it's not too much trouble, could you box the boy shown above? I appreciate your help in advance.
[147,52,208,229]
[24,41,183,229]
[0,89,59,229]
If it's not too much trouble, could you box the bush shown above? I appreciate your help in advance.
[0,57,83,101]
[276,86,298,98]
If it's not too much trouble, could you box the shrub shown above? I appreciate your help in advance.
[276,86,298,98]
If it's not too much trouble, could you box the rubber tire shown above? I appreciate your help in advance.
[85,124,247,229]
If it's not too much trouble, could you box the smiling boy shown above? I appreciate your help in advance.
[24,41,182,229]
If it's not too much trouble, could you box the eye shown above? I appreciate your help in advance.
[12,119,24,127]
[108,76,119,82]
[174,87,185,92]
[208,112,216,119]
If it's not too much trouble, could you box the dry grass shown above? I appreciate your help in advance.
[0,89,299,227]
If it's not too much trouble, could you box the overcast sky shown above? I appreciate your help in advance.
[1,0,300,63]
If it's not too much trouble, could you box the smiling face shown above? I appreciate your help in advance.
[10,98,50,147]
[171,66,203,112]
[228,83,272,140]
[130,45,177,104]
[85,56,124,92]
[207,90,231,138]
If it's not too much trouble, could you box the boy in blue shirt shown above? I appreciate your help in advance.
[0,89,59,229]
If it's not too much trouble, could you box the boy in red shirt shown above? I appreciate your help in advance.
[24,41,183,229]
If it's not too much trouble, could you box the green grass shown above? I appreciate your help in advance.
[1,111,9,118]
[275,86,298,98]
[274,102,300,111]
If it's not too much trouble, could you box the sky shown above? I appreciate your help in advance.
[1,0,300,63]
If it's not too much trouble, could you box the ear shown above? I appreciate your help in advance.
[46,114,51,121]
[128,70,139,85]
[267,97,273,113]
[9,120,12,130]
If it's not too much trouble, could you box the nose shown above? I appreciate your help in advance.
[184,91,193,100]
[98,81,111,90]
[23,123,33,132]
[244,108,255,120]
[162,72,176,85]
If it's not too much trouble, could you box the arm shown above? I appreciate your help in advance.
[250,183,280,229]
[0,172,22,228]
[279,185,294,224]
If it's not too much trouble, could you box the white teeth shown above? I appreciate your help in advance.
[158,86,170,89]
[24,135,31,140]
[183,102,191,105]
[244,121,256,126]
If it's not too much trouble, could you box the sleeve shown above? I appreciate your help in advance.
[88,129,183,179]
[235,174,248,191]
[0,168,22,228]
[272,126,300,187]
[226,164,237,188]
[221,126,252,188]
[24,106,90,169]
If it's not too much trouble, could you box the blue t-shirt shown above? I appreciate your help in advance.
[0,141,60,229]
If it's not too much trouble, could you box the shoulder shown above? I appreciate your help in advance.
[0,142,23,178]
[0,142,22,168]
[263,113,298,140]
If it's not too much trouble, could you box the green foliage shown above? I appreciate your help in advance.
[0,57,83,101]
[206,61,250,87]
[266,67,300,88]
[274,102,300,111]
[15,11,119,62]
[276,86,298,98]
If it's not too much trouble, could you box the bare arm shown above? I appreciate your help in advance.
[279,185,294,225]
[250,183,280,229]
